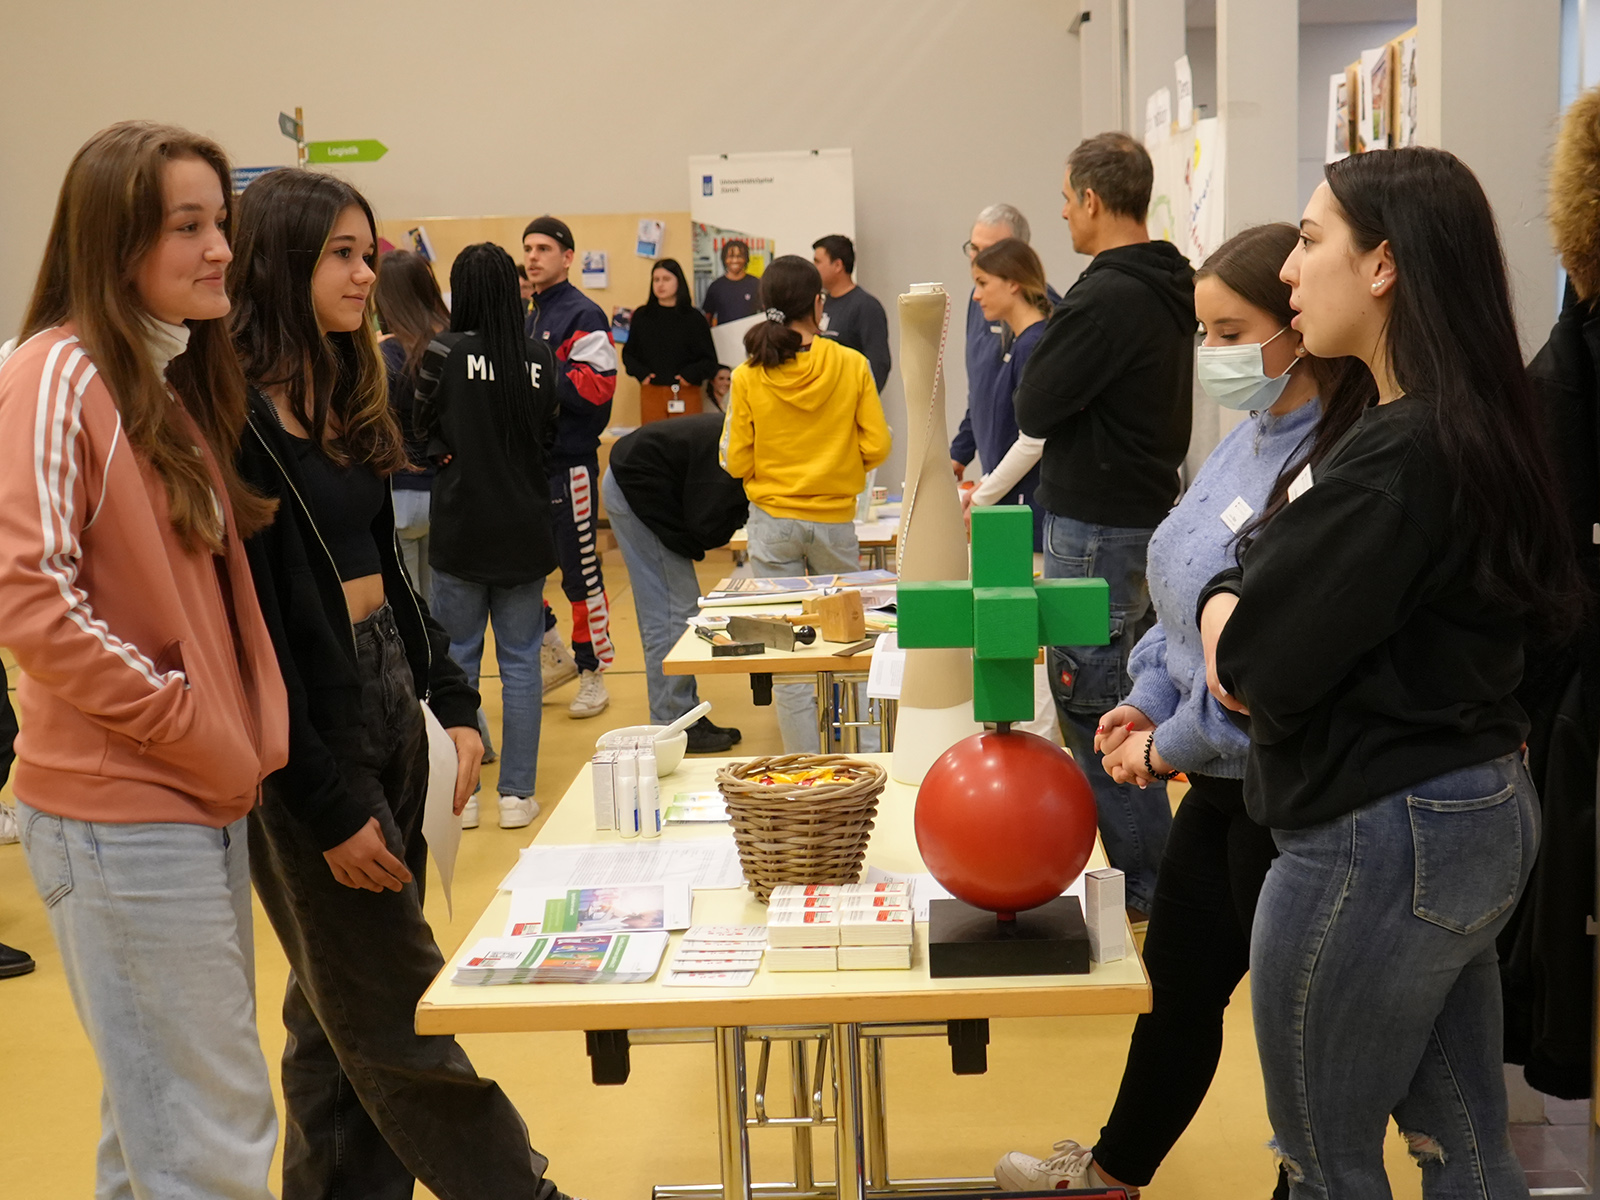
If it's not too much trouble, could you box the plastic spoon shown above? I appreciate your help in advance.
[655,701,712,741]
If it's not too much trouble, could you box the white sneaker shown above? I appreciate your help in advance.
[995,1139,1136,1195]
[0,803,16,845]
[541,632,579,694]
[498,794,540,829]
[460,797,479,829]
[567,670,610,719]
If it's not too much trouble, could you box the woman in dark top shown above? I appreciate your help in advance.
[229,169,568,1200]
[413,243,560,830]
[375,248,448,597]
[1198,149,1581,1194]
[623,257,718,419]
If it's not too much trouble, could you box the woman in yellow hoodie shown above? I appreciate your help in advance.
[719,254,891,750]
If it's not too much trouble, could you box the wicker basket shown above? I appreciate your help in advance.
[715,755,889,902]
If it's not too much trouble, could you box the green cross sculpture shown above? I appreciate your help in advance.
[896,505,1109,723]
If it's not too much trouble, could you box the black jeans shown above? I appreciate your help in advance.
[250,604,561,1200]
[1092,774,1284,1194]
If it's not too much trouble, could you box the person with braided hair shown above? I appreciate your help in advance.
[414,243,561,830]
[718,254,891,751]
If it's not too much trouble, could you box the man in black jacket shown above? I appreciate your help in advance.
[1014,131,1196,919]
[0,687,35,977]
[601,415,748,753]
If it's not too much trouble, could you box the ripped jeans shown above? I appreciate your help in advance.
[1251,753,1537,1199]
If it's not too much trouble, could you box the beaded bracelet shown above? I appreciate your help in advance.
[1143,734,1180,782]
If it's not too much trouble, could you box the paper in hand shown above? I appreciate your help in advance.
[420,702,463,918]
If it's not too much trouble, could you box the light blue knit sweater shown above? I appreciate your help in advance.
[1125,398,1320,779]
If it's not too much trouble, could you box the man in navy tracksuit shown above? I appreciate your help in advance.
[523,215,619,718]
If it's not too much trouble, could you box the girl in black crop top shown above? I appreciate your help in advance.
[278,420,386,580]
[229,169,569,1200]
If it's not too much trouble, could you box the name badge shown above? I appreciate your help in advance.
[990,324,1003,335]
[1220,496,1253,533]
[1287,464,1314,503]
[819,313,831,332]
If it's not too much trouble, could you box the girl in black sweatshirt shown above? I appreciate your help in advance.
[622,257,718,412]
[1198,149,1580,1194]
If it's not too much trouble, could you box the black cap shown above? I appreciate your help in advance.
[522,215,574,252]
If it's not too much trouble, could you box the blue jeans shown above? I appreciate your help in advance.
[1252,754,1537,1198]
[601,469,701,725]
[1042,512,1169,913]
[16,802,277,1200]
[430,569,545,798]
[745,507,876,753]
[393,487,431,600]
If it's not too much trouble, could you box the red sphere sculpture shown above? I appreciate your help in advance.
[914,730,1099,917]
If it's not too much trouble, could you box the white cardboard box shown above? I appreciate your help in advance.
[1084,867,1127,963]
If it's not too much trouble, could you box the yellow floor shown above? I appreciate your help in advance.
[0,548,1426,1198]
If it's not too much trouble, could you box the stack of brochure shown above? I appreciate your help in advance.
[503,881,691,938]
[452,930,669,985]
[663,925,768,987]
[764,882,914,971]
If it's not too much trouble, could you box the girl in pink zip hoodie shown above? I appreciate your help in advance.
[0,122,288,1200]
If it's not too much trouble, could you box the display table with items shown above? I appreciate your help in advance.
[662,573,900,753]
[417,752,1148,1200]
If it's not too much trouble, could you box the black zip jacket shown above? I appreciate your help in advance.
[1014,240,1195,527]
[608,414,748,561]
[1202,397,1529,830]
[239,392,479,851]
[414,330,561,587]
[1497,286,1600,1099]
[0,687,15,788]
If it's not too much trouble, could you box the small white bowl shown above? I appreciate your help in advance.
[595,724,688,776]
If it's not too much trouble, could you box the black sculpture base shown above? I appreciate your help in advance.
[927,895,1090,978]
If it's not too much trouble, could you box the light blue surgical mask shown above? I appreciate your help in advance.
[1196,327,1293,411]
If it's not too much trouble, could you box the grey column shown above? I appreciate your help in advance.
[1217,0,1300,233]
[1418,0,1560,355]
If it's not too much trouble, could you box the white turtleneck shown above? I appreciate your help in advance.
[144,317,191,377]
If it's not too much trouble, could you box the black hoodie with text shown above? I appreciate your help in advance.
[1013,240,1196,528]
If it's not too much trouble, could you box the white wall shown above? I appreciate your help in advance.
[0,0,1082,491]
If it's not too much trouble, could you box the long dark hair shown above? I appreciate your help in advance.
[972,237,1052,317]
[448,242,541,447]
[645,257,693,308]
[23,121,275,549]
[229,168,407,473]
[743,255,820,368]
[1324,148,1582,636]
[1204,223,1375,535]
[375,249,448,372]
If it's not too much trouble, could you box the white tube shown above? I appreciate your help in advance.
[638,748,662,838]
[617,750,641,839]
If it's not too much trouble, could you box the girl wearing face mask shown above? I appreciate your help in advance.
[229,170,570,1200]
[996,223,1370,1199]
[1200,150,1580,1194]
[0,122,287,1198]
[959,237,1051,548]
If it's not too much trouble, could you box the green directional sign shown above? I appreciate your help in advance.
[306,139,387,164]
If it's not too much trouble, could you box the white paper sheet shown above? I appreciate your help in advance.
[420,703,462,918]
[499,838,745,893]
[865,631,905,700]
